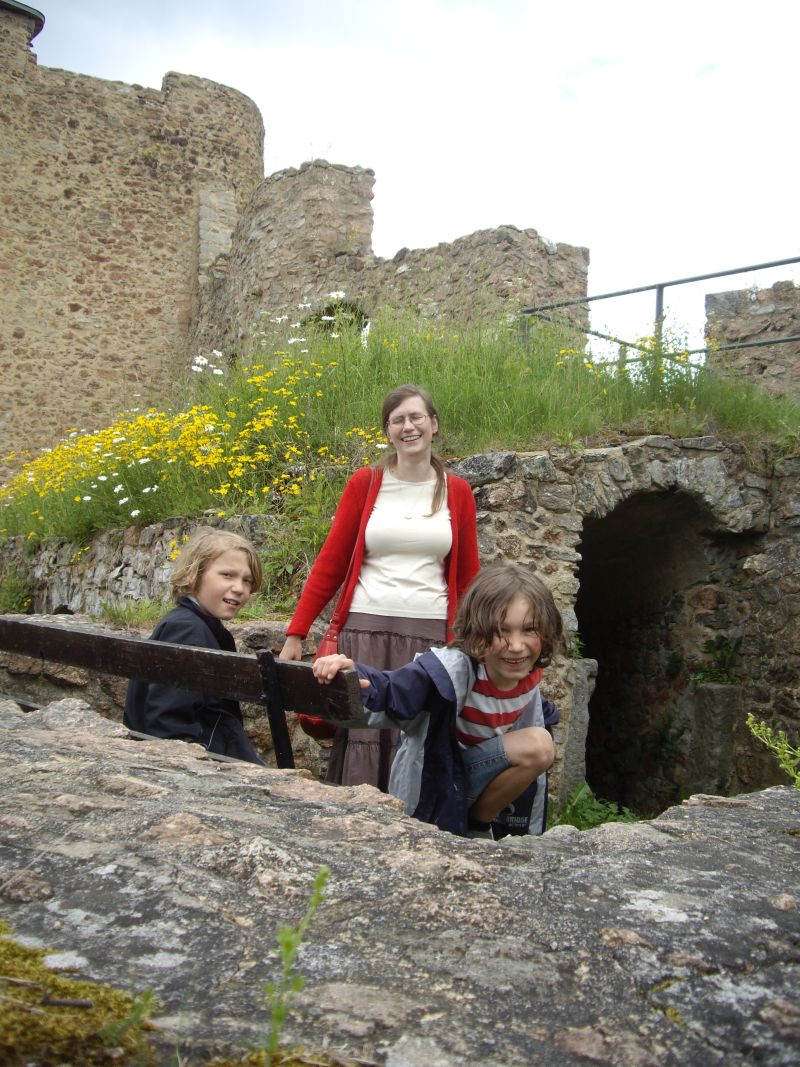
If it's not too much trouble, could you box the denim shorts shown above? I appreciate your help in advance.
[462,734,511,807]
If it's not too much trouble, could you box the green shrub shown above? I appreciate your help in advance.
[3,301,799,614]
[643,714,687,762]
[746,713,800,790]
[259,865,330,1065]
[690,635,743,687]
[548,781,641,831]
[0,566,32,614]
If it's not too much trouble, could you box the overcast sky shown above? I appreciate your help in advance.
[32,0,800,347]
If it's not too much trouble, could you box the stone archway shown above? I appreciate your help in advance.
[4,437,797,811]
[575,489,761,815]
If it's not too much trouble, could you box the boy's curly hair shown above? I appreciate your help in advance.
[171,527,263,600]
[452,563,565,667]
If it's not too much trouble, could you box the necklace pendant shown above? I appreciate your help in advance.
[405,512,413,520]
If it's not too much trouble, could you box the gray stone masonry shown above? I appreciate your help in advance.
[190,158,590,357]
[0,7,588,474]
[706,280,800,399]
[0,6,265,473]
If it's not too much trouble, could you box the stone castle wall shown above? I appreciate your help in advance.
[0,6,589,473]
[706,280,800,398]
[191,159,590,355]
[0,5,265,470]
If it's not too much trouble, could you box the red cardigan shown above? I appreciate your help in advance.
[286,466,479,640]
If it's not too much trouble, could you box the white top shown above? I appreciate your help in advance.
[349,471,452,619]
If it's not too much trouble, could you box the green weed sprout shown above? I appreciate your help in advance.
[746,713,800,790]
[548,780,640,831]
[262,864,330,1064]
[98,988,157,1065]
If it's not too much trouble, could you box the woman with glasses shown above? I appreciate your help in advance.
[279,383,480,789]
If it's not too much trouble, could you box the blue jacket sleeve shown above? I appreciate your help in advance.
[355,653,458,724]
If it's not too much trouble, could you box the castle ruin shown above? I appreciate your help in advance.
[0,2,589,469]
[706,280,800,399]
[1,3,798,817]
[0,1,263,468]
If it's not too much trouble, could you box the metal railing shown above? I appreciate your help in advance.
[521,255,800,360]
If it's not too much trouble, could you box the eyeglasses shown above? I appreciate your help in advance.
[388,412,429,428]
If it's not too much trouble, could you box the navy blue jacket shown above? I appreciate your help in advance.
[357,647,556,838]
[123,597,264,765]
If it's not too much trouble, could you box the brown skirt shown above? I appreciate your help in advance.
[325,613,447,790]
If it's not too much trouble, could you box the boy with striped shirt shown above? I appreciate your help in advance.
[313,563,565,839]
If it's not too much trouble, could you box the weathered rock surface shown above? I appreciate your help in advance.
[1,698,798,1066]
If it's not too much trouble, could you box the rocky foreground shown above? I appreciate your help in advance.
[0,697,798,1066]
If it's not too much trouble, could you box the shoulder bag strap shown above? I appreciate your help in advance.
[327,467,376,635]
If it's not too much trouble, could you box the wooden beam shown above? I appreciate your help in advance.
[0,616,368,728]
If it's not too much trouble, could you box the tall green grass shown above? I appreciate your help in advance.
[262,310,800,456]
[1,303,798,604]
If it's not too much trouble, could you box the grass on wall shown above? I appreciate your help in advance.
[1,297,799,605]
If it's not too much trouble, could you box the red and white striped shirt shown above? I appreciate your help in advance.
[455,664,543,747]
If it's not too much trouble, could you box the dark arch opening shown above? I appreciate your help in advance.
[575,490,756,815]
[304,299,369,333]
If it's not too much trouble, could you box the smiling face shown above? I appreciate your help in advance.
[384,394,438,460]
[481,594,542,690]
[193,548,254,621]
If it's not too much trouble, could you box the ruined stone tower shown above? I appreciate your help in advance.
[0,1,264,466]
[0,2,589,469]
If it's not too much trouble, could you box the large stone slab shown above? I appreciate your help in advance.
[1,698,798,1066]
